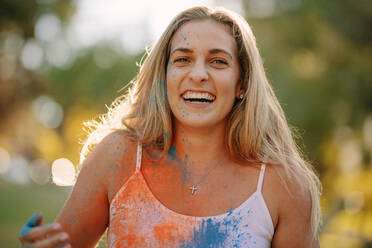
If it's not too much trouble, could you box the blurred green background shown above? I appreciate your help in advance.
[0,0,371,247]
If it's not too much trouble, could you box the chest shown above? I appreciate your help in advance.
[107,156,279,228]
[107,161,276,248]
[141,159,261,217]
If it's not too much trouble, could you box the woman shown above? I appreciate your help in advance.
[19,6,321,247]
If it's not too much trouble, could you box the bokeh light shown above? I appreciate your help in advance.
[338,139,363,174]
[21,39,44,70]
[45,39,73,68]
[32,95,64,129]
[28,159,51,185]
[4,155,30,184]
[51,158,76,186]
[35,13,62,43]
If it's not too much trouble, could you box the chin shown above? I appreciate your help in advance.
[174,114,226,130]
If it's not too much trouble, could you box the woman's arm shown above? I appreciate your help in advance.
[55,131,135,247]
[271,169,320,248]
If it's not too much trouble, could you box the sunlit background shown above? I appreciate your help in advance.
[0,0,371,247]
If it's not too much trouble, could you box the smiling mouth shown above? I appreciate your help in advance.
[181,91,216,103]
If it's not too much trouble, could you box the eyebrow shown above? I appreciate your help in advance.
[209,48,233,59]
[170,47,193,55]
[170,47,233,59]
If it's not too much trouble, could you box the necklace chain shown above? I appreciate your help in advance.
[187,158,225,195]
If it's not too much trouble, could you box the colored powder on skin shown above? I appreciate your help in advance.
[180,31,187,41]
[177,158,188,185]
[20,212,40,237]
[168,146,177,160]
[27,212,39,226]
[178,27,187,42]
[20,225,33,237]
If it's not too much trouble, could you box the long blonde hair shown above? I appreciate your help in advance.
[81,6,321,237]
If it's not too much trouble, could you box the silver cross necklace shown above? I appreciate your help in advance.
[187,158,225,195]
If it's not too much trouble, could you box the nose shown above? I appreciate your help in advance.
[189,59,208,83]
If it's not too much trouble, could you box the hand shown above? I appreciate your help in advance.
[19,212,71,248]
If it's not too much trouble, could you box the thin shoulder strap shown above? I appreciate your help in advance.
[135,142,142,172]
[257,164,266,193]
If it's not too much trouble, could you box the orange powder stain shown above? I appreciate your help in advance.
[121,233,138,246]
[153,223,179,246]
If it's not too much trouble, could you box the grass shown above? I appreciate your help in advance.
[0,178,108,248]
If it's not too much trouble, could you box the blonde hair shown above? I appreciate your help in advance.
[81,6,321,237]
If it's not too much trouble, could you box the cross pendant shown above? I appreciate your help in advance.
[189,185,198,195]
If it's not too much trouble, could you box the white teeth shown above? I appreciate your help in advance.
[182,91,215,101]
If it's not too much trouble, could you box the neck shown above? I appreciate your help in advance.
[171,121,230,171]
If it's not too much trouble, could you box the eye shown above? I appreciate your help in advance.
[211,58,228,68]
[173,57,189,63]
[212,59,228,65]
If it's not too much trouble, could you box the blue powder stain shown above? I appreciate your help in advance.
[19,225,32,237]
[163,130,169,138]
[26,212,39,226]
[20,212,41,237]
[181,218,228,248]
[168,145,177,160]
[178,159,188,184]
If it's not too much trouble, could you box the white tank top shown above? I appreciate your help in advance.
[107,144,274,247]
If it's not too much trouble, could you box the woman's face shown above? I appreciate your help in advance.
[166,19,241,129]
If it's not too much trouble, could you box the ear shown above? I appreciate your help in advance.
[235,81,244,99]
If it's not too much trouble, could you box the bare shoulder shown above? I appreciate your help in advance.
[265,163,311,212]
[83,130,137,167]
[263,164,318,247]
[80,130,138,202]
[55,130,138,247]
